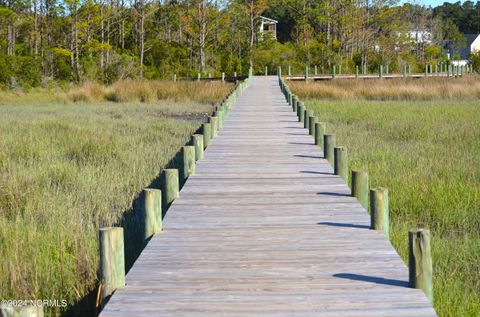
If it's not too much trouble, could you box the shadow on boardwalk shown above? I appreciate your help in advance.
[333,273,409,287]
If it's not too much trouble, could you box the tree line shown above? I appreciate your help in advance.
[0,0,479,88]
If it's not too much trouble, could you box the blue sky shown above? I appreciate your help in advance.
[401,0,464,7]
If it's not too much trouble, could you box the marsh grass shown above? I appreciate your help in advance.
[0,99,221,316]
[289,76,480,101]
[0,79,233,105]
[303,98,480,317]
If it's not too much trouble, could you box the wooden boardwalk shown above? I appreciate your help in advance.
[100,76,437,316]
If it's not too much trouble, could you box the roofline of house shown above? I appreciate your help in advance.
[259,16,278,23]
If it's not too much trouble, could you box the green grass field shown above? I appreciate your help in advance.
[301,97,479,317]
[0,81,230,316]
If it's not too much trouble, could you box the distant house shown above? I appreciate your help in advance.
[259,16,278,40]
[452,34,480,66]
[406,30,432,45]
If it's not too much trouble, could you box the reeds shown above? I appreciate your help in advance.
[289,76,480,101]
[0,79,233,105]
[0,99,222,315]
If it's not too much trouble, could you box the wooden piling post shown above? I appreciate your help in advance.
[323,134,336,164]
[370,187,389,238]
[222,72,225,82]
[332,65,336,79]
[161,169,179,214]
[173,74,177,82]
[197,73,201,81]
[334,146,348,182]
[140,188,162,241]
[288,65,291,76]
[314,122,326,147]
[209,116,218,137]
[351,170,368,209]
[180,145,196,185]
[409,229,433,302]
[309,116,318,136]
[278,66,282,77]
[298,103,305,123]
[265,66,268,76]
[99,227,125,305]
[305,65,309,80]
[355,65,359,79]
[202,122,211,149]
[380,65,383,78]
[216,109,224,129]
[314,65,318,75]
[304,109,313,129]
[191,134,204,161]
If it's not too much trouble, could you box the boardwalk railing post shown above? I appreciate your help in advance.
[217,108,224,129]
[370,187,389,238]
[309,116,318,136]
[323,134,336,164]
[191,134,204,161]
[140,188,162,241]
[265,66,268,76]
[332,65,336,79]
[304,109,313,129]
[209,116,218,137]
[305,65,309,80]
[288,65,291,76]
[99,227,125,306]
[173,74,177,82]
[197,73,201,81]
[334,146,348,181]
[202,122,211,149]
[380,65,383,78]
[351,170,368,209]
[355,65,359,79]
[409,229,433,302]
[141,188,162,240]
[314,122,326,147]
[314,65,318,75]
[222,72,225,82]
[1,306,44,317]
[298,103,305,123]
[278,66,282,77]
[180,145,196,185]
[161,169,179,215]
